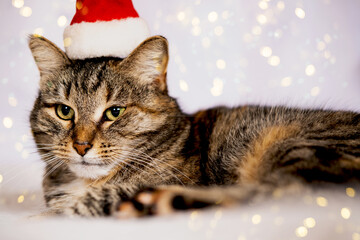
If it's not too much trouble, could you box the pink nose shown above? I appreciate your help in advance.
[73,141,92,156]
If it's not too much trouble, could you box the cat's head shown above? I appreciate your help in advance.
[29,35,185,182]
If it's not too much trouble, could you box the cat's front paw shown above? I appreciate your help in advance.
[115,186,229,218]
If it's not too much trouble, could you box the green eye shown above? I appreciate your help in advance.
[104,107,125,121]
[56,104,75,120]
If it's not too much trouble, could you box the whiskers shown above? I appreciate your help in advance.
[41,156,66,179]
[104,146,194,185]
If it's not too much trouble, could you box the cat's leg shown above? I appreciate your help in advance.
[115,142,360,218]
[40,164,138,217]
[43,181,137,217]
[114,183,302,218]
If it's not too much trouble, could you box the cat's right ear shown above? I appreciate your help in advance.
[28,35,70,81]
[118,36,169,92]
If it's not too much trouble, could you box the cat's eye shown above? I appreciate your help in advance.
[56,104,75,120]
[104,107,126,121]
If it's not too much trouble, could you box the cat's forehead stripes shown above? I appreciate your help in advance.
[70,61,107,94]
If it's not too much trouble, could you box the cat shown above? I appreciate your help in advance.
[28,34,360,217]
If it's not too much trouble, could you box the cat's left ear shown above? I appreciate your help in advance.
[28,35,71,81]
[119,36,169,92]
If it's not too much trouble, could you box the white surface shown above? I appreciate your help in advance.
[0,163,359,240]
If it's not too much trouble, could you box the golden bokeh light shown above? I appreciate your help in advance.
[57,16,68,27]
[177,11,185,21]
[20,6,32,17]
[251,214,262,224]
[346,187,356,198]
[268,56,280,66]
[257,14,267,25]
[295,8,306,19]
[295,226,308,238]
[208,11,218,22]
[64,37,72,47]
[305,64,316,76]
[210,78,223,97]
[12,0,24,8]
[3,117,13,128]
[353,233,360,240]
[260,46,272,57]
[8,96,17,107]
[33,28,44,36]
[258,1,269,10]
[216,59,226,70]
[17,195,24,203]
[316,196,328,207]
[341,207,351,219]
[179,79,189,92]
[303,217,316,228]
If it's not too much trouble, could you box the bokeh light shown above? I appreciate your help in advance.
[316,196,328,207]
[346,187,356,198]
[295,8,306,19]
[268,56,280,66]
[17,195,24,203]
[260,46,272,57]
[57,16,68,27]
[19,6,32,17]
[12,0,24,8]
[305,64,316,76]
[295,226,308,237]
[208,11,218,22]
[3,117,13,128]
[341,208,351,219]
[251,214,262,224]
[179,79,189,92]
[303,217,316,228]
[1,1,360,238]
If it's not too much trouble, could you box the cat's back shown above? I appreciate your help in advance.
[201,105,360,144]
[192,105,360,184]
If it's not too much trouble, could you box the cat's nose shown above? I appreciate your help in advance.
[73,141,92,156]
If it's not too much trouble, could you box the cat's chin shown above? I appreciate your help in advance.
[68,163,113,180]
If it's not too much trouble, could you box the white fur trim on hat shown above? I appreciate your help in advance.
[63,18,150,59]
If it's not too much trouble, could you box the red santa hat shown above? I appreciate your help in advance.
[63,0,150,59]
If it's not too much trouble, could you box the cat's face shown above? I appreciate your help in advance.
[29,35,181,181]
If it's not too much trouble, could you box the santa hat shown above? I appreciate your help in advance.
[63,0,150,59]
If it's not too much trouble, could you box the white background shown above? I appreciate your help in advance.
[0,0,360,165]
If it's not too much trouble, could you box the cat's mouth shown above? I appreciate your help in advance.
[76,161,107,167]
[68,160,113,179]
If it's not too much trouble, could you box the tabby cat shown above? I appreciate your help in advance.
[29,35,360,217]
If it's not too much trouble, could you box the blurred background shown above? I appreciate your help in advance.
[0,0,360,203]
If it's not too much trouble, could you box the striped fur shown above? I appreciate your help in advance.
[29,35,360,217]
